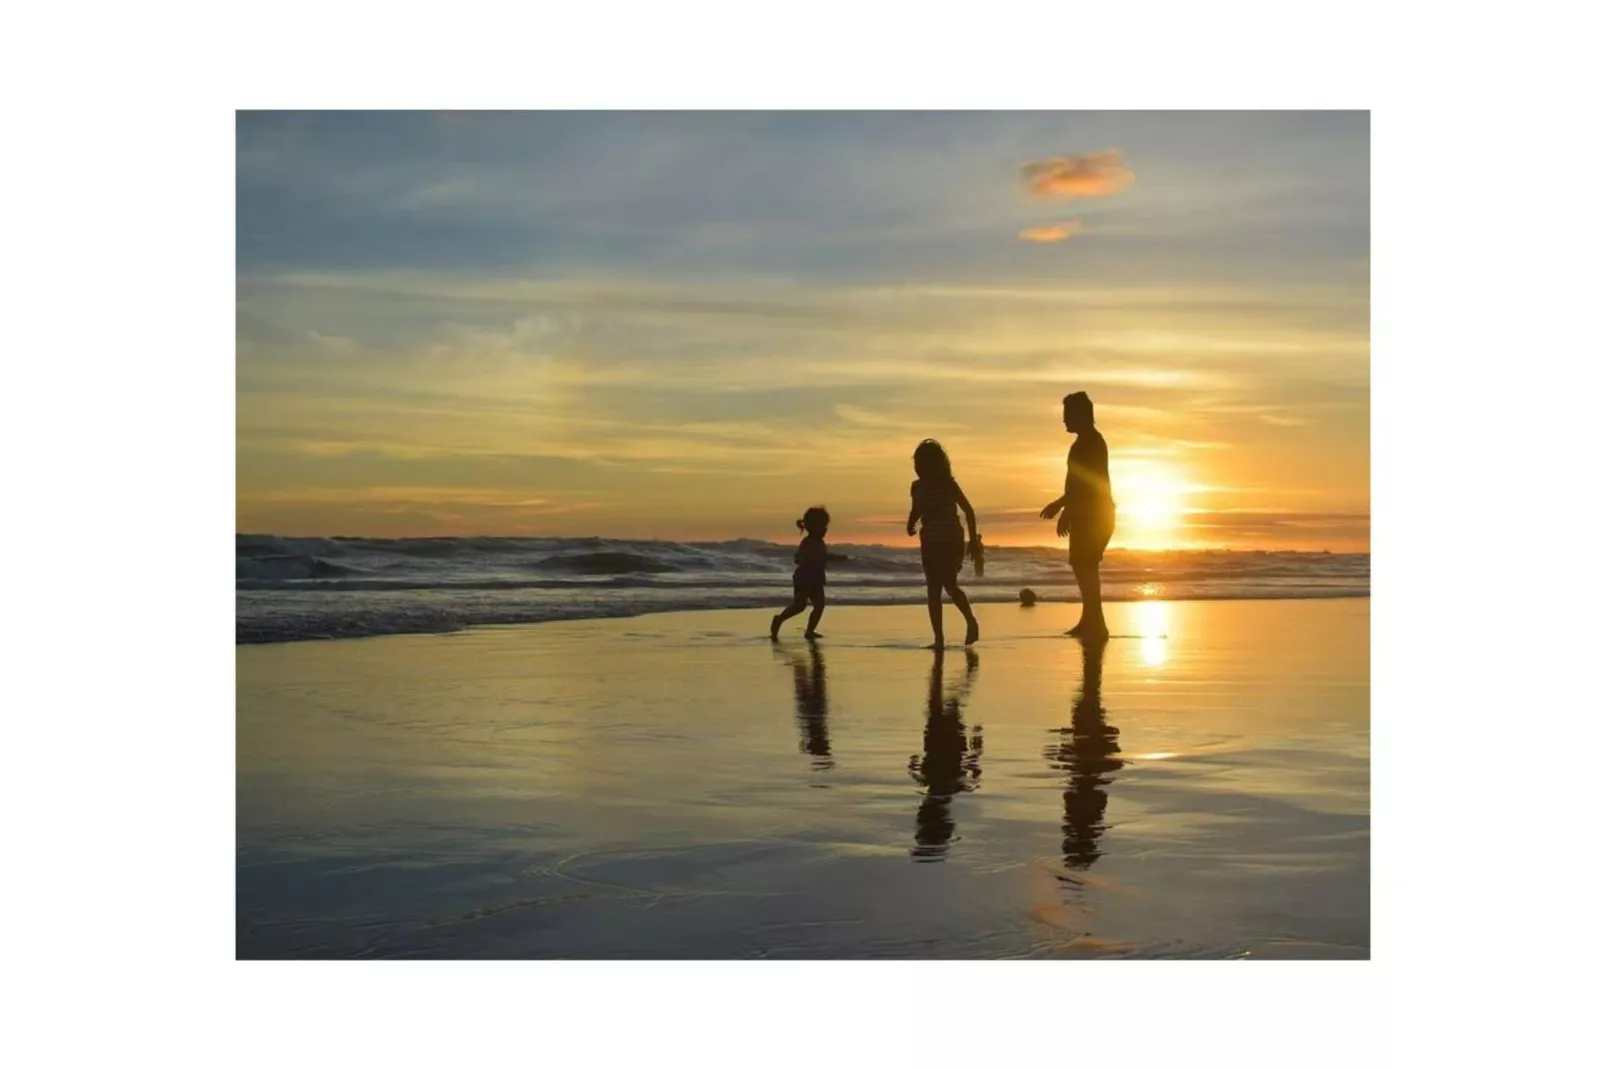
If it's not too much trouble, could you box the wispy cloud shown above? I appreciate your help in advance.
[1018,221,1084,243]
[1020,150,1135,199]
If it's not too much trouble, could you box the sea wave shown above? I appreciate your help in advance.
[237,533,1368,644]
[235,554,369,582]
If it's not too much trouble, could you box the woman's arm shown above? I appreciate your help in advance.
[906,482,921,536]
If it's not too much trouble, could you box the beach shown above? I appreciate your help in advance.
[237,596,1369,959]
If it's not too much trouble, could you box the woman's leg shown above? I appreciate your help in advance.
[1068,561,1089,635]
[1069,560,1108,638]
[1084,561,1108,636]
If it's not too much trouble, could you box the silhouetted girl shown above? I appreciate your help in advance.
[907,440,981,646]
[771,505,830,640]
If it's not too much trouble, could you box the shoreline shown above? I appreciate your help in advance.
[237,590,1370,646]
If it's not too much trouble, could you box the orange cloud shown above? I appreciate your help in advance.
[1020,149,1134,198]
[1018,220,1084,243]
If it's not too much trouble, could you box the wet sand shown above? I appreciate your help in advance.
[237,598,1368,959]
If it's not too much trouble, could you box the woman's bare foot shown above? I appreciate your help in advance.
[965,621,979,645]
[804,631,824,640]
[1067,620,1084,637]
[770,615,783,640]
[1078,622,1110,641]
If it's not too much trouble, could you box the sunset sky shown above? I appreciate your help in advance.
[237,111,1368,550]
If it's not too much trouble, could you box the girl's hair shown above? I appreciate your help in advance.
[797,505,831,533]
[913,439,953,483]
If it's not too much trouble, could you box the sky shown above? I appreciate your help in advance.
[237,111,1369,550]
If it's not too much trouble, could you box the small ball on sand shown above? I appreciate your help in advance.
[1019,588,1037,607]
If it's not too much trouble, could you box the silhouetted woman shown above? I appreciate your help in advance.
[1039,392,1116,639]
[907,648,982,861]
[1043,638,1122,871]
[907,439,981,647]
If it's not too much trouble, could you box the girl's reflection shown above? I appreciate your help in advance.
[908,648,982,861]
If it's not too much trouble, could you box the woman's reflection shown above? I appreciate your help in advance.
[1044,638,1122,870]
[908,648,982,861]
[784,641,834,771]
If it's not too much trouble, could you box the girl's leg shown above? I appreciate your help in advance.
[772,597,807,638]
[944,579,979,644]
[926,579,945,646]
[804,595,826,637]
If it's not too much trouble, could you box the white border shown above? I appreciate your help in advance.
[11,1,1602,1066]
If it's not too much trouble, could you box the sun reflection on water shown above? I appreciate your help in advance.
[1135,600,1170,668]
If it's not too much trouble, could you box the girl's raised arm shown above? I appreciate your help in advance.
[954,482,979,542]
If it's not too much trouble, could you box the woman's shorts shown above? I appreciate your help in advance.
[1068,511,1115,566]
[920,534,965,581]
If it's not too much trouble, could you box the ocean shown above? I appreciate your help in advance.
[236,535,1369,644]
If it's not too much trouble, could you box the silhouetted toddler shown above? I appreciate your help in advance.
[771,506,829,640]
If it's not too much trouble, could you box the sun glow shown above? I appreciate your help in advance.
[1111,459,1193,550]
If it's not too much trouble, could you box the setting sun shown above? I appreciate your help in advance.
[1110,459,1193,550]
